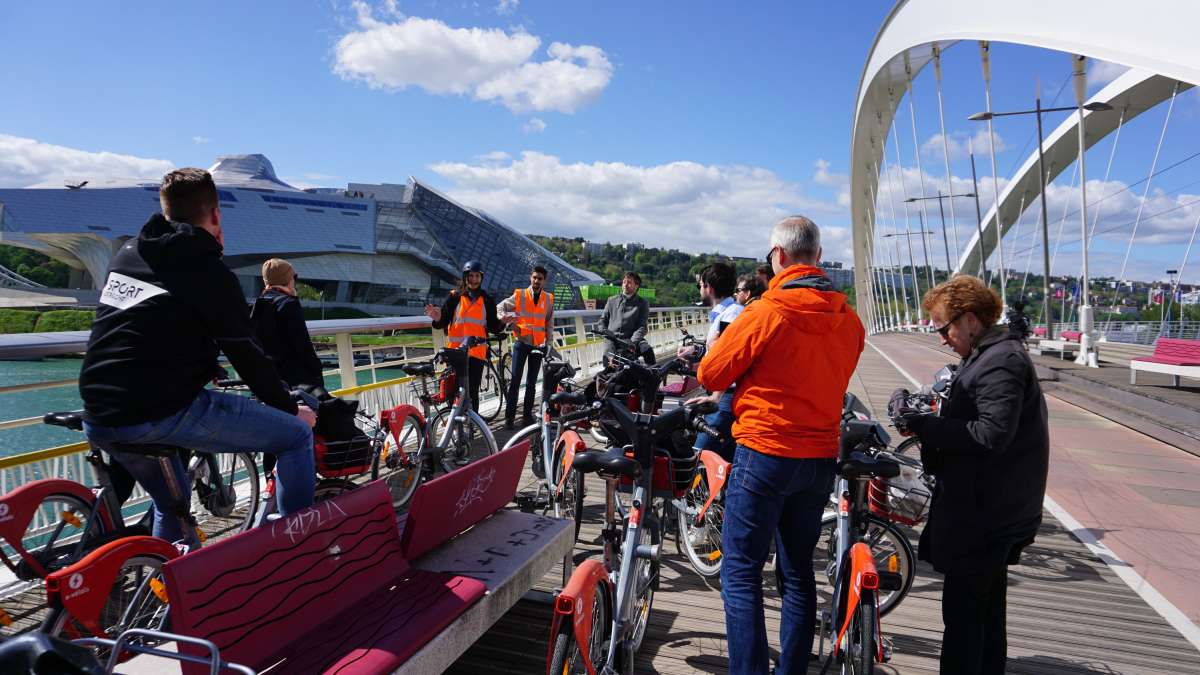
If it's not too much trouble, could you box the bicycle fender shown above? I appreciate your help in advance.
[696,450,730,521]
[555,430,587,491]
[45,536,179,637]
[0,480,107,563]
[379,404,425,443]
[549,559,611,675]
[835,541,879,655]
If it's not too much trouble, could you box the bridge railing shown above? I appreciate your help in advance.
[0,306,708,504]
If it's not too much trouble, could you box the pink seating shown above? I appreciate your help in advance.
[1133,338,1200,366]
[161,481,487,675]
[660,376,701,397]
[1032,327,1048,338]
[1060,330,1082,342]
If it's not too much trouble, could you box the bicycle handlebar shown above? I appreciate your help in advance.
[214,378,245,389]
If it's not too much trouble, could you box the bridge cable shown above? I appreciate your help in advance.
[879,137,916,327]
[933,44,960,263]
[889,95,925,324]
[980,41,1009,308]
[905,54,936,290]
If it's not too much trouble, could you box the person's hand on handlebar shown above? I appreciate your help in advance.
[296,404,317,428]
[685,392,720,407]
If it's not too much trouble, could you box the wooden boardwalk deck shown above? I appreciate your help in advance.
[451,342,1200,674]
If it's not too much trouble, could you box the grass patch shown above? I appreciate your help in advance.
[34,310,95,332]
[0,309,39,334]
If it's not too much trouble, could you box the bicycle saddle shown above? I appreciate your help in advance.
[573,448,642,479]
[549,391,587,406]
[543,361,575,379]
[0,632,105,675]
[401,362,436,376]
[837,451,901,480]
[108,442,182,458]
[43,411,84,431]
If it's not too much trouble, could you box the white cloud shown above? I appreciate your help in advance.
[0,134,174,188]
[813,159,850,207]
[522,117,546,134]
[1089,60,1129,89]
[429,151,850,260]
[921,129,1007,162]
[333,7,612,113]
[495,0,518,15]
[192,135,209,145]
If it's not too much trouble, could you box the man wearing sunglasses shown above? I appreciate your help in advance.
[697,215,865,674]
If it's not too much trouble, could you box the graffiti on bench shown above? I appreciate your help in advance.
[271,499,350,544]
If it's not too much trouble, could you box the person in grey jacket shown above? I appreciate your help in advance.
[892,274,1049,675]
[599,271,653,364]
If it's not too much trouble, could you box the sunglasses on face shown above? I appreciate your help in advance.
[935,312,964,338]
[765,247,776,265]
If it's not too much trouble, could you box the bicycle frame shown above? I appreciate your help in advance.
[0,478,115,580]
[829,477,883,662]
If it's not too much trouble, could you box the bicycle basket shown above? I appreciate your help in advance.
[314,434,373,477]
[867,455,930,526]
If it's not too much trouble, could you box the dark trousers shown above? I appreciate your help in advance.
[467,357,484,412]
[505,341,544,423]
[940,563,1009,675]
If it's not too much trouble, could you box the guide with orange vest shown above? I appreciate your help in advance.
[496,266,555,428]
[424,260,506,412]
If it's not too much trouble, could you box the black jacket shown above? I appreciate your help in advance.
[251,289,326,389]
[80,214,296,426]
[915,326,1049,573]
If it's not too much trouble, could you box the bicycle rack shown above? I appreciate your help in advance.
[75,628,255,675]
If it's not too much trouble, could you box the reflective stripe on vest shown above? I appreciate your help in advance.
[514,288,552,346]
[447,294,488,359]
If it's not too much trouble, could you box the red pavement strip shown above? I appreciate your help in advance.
[868,334,1200,652]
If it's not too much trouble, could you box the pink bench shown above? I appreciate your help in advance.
[161,481,487,674]
[1060,330,1082,342]
[1032,327,1048,338]
[1130,338,1200,386]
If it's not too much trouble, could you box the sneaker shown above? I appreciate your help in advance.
[504,419,515,431]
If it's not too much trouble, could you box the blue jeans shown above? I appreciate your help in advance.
[506,340,544,423]
[721,444,835,675]
[693,389,735,462]
[84,389,315,546]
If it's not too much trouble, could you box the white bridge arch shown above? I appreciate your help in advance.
[850,0,1200,331]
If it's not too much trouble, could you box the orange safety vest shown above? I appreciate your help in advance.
[447,293,488,360]
[513,288,553,346]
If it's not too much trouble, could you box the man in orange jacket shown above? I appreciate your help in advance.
[698,215,864,674]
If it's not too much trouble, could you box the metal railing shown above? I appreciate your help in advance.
[0,307,708,482]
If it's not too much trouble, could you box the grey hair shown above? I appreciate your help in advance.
[770,215,820,264]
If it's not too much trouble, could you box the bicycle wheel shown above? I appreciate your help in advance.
[429,408,499,476]
[46,554,170,656]
[894,437,921,456]
[8,493,108,581]
[499,351,513,396]
[551,439,584,541]
[676,472,723,578]
[627,515,659,655]
[548,585,610,675]
[314,478,358,502]
[844,589,876,675]
[476,361,505,422]
[191,452,260,538]
[505,423,545,479]
[371,411,425,508]
[813,513,914,617]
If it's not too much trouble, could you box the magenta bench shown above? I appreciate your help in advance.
[161,481,487,675]
[1060,330,1082,342]
[1130,338,1200,386]
[1032,327,1048,338]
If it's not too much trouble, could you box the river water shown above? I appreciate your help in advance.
[0,359,408,459]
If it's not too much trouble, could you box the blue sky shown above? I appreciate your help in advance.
[1,1,1198,282]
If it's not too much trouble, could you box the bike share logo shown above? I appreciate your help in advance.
[0,502,11,523]
[64,572,90,601]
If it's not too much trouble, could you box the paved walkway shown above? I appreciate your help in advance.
[871,333,1200,641]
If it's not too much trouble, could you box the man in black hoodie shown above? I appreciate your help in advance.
[80,168,316,546]
[251,258,325,389]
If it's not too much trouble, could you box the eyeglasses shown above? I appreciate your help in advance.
[736,287,751,293]
[935,312,963,338]
[765,246,777,265]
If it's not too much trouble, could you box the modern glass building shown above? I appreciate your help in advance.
[0,154,600,312]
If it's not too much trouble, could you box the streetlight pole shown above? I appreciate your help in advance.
[905,191,976,280]
[968,92,1112,342]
